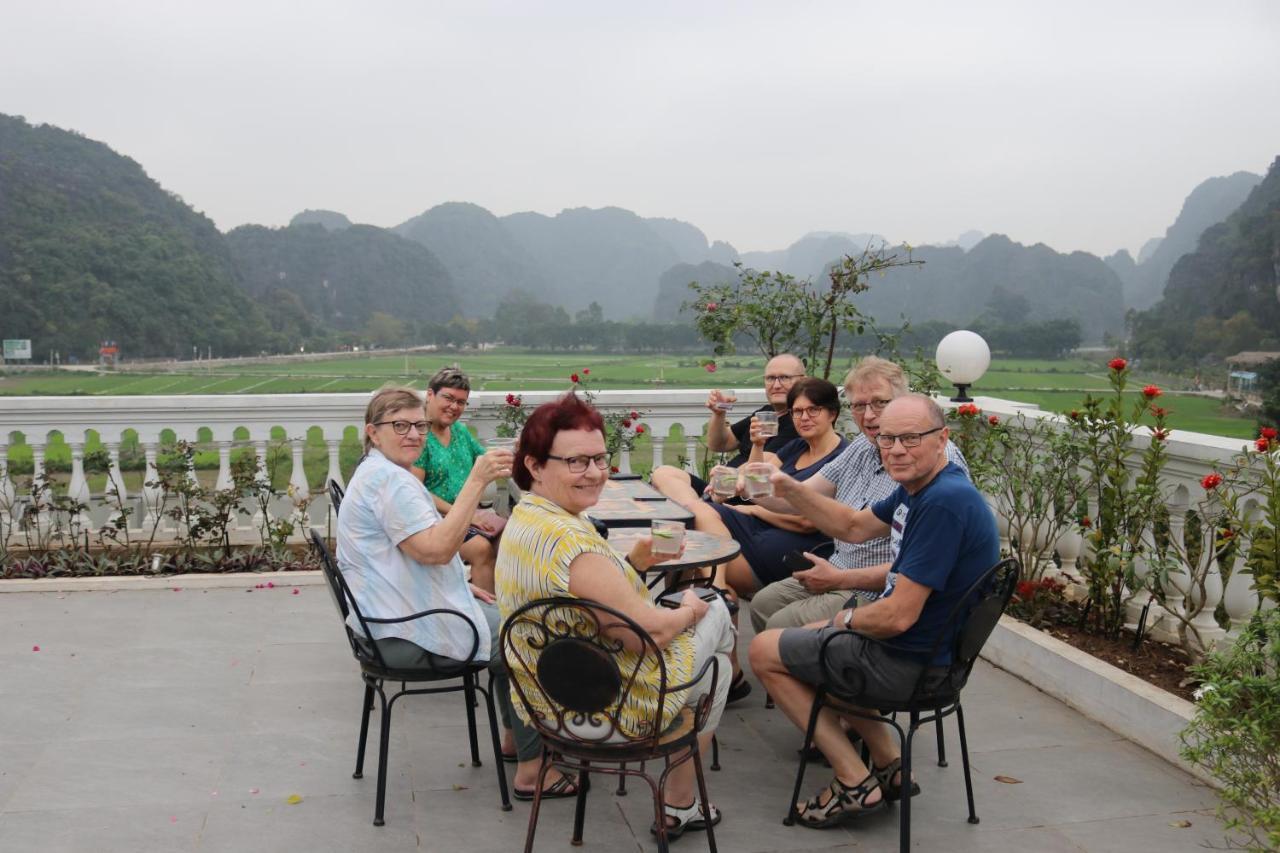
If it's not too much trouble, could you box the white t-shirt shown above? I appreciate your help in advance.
[336,449,489,662]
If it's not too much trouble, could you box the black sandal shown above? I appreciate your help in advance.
[794,773,886,828]
[873,757,921,802]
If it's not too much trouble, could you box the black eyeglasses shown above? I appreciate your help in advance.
[764,373,803,385]
[874,427,943,449]
[789,405,829,420]
[374,420,429,436]
[851,398,893,414]
[546,453,611,473]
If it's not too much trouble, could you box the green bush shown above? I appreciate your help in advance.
[1181,607,1280,852]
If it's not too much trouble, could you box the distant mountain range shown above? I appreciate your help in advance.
[0,112,1271,359]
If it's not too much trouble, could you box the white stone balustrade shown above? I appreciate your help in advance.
[0,390,1273,644]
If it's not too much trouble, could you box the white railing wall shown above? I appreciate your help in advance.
[1,390,1272,646]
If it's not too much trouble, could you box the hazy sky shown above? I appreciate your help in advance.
[3,0,1278,257]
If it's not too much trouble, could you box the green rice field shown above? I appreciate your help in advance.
[0,351,1260,484]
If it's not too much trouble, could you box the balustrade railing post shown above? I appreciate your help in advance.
[253,439,271,533]
[67,442,91,532]
[0,443,12,544]
[651,436,666,471]
[684,437,698,474]
[102,441,128,529]
[140,443,161,533]
[288,438,309,501]
[214,441,233,492]
[325,438,344,490]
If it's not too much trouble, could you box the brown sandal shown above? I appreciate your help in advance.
[795,773,886,828]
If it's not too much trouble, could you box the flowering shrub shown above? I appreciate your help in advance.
[1197,427,1280,607]
[1181,607,1280,852]
[1074,363,1170,639]
[495,393,529,439]
[1009,576,1069,627]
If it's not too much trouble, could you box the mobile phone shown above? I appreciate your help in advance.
[782,550,814,572]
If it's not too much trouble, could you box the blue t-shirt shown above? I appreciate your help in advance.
[870,463,999,665]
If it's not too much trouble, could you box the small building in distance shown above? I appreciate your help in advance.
[1225,351,1280,400]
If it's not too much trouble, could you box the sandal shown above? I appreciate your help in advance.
[873,757,921,802]
[650,800,722,839]
[794,774,886,828]
[726,672,753,705]
[511,773,587,801]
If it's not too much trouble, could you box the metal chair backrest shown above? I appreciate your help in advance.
[328,479,345,513]
[502,596,669,745]
[915,557,1021,699]
[309,527,391,670]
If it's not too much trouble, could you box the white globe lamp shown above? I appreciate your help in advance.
[935,330,990,402]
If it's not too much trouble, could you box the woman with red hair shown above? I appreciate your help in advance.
[496,393,736,836]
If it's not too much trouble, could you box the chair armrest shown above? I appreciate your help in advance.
[362,607,482,665]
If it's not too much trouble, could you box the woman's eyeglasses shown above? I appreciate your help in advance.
[546,453,611,473]
[374,420,429,436]
[789,406,829,420]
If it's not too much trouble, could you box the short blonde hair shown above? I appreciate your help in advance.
[363,386,424,453]
[843,356,909,398]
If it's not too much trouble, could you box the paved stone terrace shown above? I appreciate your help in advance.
[0,579,1223,852]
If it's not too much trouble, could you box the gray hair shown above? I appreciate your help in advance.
[843,356,909,397]
[363,385,424,453]
[428,366,470,393]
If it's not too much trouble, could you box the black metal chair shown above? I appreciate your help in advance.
[783,557,1021,852]
[501,597,721,853]
[327,478,345,513]
[308,528,511,825]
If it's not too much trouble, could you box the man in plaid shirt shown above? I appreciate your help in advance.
[748,357,967,633]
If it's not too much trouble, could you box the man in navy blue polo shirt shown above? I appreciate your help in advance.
[747,394,998,829]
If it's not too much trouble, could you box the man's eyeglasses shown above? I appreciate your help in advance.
[374,420,429,436]
[764,373,803,385]
[850,398,893,414]
[874,427,943,449]
[546,453,611,473]
[789,405,827,420]
[437,391,469,409]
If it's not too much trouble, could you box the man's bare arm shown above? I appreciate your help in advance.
[770,470,890,543]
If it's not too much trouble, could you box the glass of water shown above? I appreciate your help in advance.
[755,410,779,438]
[710,466,738,499]
[650,519,685,556]
[743,463,774,499]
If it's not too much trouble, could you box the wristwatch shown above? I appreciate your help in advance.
[842,609,855,630]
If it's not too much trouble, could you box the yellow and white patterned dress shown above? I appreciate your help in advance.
[496,493,696,739]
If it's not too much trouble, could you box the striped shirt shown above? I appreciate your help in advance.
[816,435,970,601]
[496,494,696,739]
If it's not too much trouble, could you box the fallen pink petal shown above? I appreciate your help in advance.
[292,588,300,595]
[32,645,40,652]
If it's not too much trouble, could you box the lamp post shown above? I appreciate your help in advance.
[935,330,990,402]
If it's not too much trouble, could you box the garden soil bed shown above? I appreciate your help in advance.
[1035,619,1198,702]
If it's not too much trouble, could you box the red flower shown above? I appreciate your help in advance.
[1150,405,1168,418]
[1219,528,1235,541]
[955,403,981,417]
[1257,437,1271,452]
[1015,580,1038,601]
[1142,385,1161,399]
[706,302,718,311]
[988,415,999,426]
[620,419,632,428]
[636,426,645,434]
[1068,410,1081,421]
[1151,428,1170,442]
[704,361,718,373]
[1079,516,1092,529]
[582,368,590,375]
[1201,473,1223,490]
[1108,358,1127,371]
[630,411,639,419]
[610,466,619,474]
[505,393,515,405]
[570,373,580,384]
[1261,427,1278,440]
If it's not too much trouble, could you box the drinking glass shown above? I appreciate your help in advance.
[650,519,685,556]
[743,463,774,499]
[709,465,738,498]
[755,410,779,438]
